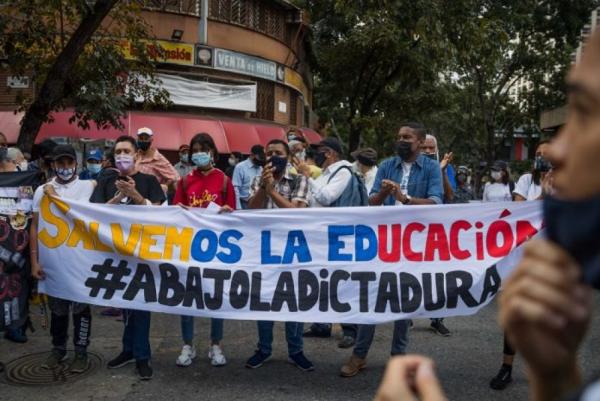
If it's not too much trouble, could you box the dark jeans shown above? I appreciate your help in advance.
[257,321,303,356]
[122,310,151,361]
[353,320,410,359]
[48,296,91,354]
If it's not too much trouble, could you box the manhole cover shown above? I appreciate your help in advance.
[3,351,103,386]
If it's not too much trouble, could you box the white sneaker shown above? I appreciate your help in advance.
[208,344,227,366]
[176,345,197,367]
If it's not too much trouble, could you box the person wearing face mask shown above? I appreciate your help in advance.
[225,151,241,178]
[452,166,475,204]
[295,137,361,348]
[244,139,314,371]
[172,133,235,369]
[422,134,455,203]
[134,127,180,194]
[351,147,378,193]
[290,138,322,179]
[482,161,514,202]
[339,123,443,378]
[30,144,96,373]
[28,139,58,182]
[6,147,28,172]
[89,136,165,380]
[78,149,103,180]
[174,144,193,178]
[232,144,265,209]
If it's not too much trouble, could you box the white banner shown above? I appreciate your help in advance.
[37,198,542,323]
[137,73,257,112]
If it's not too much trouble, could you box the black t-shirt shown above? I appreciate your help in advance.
[90,171,166,205]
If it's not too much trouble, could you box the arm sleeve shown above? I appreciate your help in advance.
[370,161,387,196]
[225,176,236,210]
[232,164,243,209]
[157,153,180,183]
[147,176,167,204]
[173,178,185,205]
[513,174,530,198]
[32,187,44,213]
[310,167,351,206]
[426,163,444,204]
[483,184,490,202]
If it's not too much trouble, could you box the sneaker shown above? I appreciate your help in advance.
[4,327,27,343]
[490,364,513,390]
[430,320,451,337]
[302,326,331,338]
[245,350,271,369]
[288,352,314,372]
[176,345,197,367]
[338,335,355,349]
[107,351,135,369]
[208,344,227,366]
[136,359,153,380]
[69,352,89,373]
[340,355,366,377]
[41,349,67,369]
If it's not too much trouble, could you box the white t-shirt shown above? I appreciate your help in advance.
[513,173,541,201]
[483,182,512,202]
[394,162,413,206]
[33,177,95,212]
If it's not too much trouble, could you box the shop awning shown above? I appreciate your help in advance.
[0,111,320,154]
[299,128,322,145]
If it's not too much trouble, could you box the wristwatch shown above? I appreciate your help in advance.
[402,194,411,205]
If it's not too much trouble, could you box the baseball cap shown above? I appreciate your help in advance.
[491,160,508,171]
[137,127,153,137]
[351,147,378,166]
[52,144,77,161]
[86,149,102,162]
[315,137,343,155]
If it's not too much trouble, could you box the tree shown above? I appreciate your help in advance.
[0,0,169,152]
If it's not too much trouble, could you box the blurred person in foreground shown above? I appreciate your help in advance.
[372,29,600,401]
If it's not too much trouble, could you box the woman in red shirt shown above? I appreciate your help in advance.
[173,133,235,368]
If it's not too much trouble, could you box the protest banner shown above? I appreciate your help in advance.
[0,171,41,331]
[37,197,542,323]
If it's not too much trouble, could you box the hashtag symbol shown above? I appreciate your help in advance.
[84,259,132,299]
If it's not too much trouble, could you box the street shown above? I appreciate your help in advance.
[2,295,599,401]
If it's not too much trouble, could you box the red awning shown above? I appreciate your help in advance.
[0,110,322,154]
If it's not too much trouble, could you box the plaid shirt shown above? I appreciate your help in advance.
[249,171,309,209]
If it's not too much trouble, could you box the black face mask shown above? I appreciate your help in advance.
[137,141,151,151]
[269,155,288,175]
[314,151,327,168]
[544,195,600,289]
[395,141,413,159]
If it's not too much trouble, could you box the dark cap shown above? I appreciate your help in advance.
[179,144,190,152]
[250,144,265,159]
[315,137,343,155]
[351,147,377,166]
[491,160,508,171]
[52,144,77,161]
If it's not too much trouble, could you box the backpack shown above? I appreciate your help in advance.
[327,166,369,207]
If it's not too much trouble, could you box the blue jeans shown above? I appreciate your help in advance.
[257,321,303,356]
[122,310,151,361]
[353,320,409,359]
[181,316,224,344]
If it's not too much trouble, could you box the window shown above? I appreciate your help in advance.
[141,0,200,16]
[209,0,287,42]
[252,80,274,121]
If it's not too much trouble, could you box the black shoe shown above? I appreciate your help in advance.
[490,364,513,390]
[246,350,271,369]
[288,352,314,372]
[303,326,331,338]
[136,360,153,380]
[338,335,356,349]
[430,320,451,337]
[107,352,135,369]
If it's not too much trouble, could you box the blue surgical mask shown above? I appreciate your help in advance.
[191,152,212,168]
[87,164,101,175]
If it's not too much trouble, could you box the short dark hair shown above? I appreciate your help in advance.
[190,133,217,158]
[266,139,290,155]
[103,150,115,167]
[115,135,137,150]
[232,151,242,159]
[401,122,427,140]
[305,147,316,161]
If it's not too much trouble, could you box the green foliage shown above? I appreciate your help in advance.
[0,0,170,132]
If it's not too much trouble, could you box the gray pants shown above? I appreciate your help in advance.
[353,320,409,359]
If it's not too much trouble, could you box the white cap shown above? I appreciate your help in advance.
[137,127,153,136]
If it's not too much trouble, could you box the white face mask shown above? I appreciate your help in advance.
[19,161,27,171]
[228,157,237,167]
[491,171,503,181]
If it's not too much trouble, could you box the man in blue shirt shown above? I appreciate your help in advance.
[340,122,443,378]
[232,145,265,209]
[79,149,103,180]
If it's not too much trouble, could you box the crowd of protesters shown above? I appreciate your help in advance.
[0,29,598,401]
